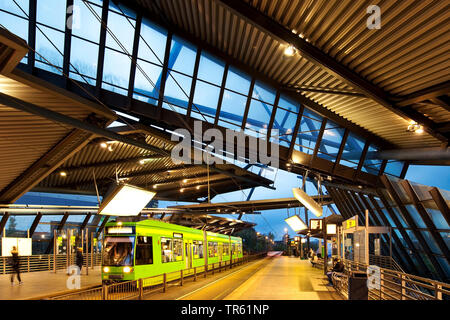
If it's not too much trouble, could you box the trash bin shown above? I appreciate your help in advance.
[348,271,368,300]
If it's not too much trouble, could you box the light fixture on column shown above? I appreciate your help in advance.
[284,215,308,232]
[292,187,323,217]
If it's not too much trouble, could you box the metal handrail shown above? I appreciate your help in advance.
[334,259,449,300]
[0,253,102,274]
[46,252,268,300]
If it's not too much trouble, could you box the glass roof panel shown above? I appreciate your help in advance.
[197,52,225,86]
[225,67,251,94]
[138,18,168,65]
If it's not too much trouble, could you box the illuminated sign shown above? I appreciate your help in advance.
[173,232,183,239]
[309,219,322,231]
[326,224,337,235]
[107,227,134,234]
[344,216,358,230]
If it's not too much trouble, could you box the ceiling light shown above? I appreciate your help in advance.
[107,145,114,152]
[100,142,108,149]
[285,215,308,232]
[292,188,323,217]
[406,121,423,133]
[284,45,296,57]
[153,185,157,189]
[59,171,67,177]
[196,185,200,190]
[183,179,188,183]
[180,188,184,193]
[98,184,156,216]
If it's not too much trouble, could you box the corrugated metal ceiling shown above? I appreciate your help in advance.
[133,0,449,148]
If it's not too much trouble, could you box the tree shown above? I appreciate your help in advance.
[6,216,17,237]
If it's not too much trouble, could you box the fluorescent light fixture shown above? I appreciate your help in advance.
[292,188,323,217]
[115,111,140,122]
[326,224,337,235]
[284,215,308,232]
[98,184,156,216]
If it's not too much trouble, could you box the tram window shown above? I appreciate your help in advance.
[103,236,134,266]
[223,243,230,255]
[208,242,218,257]
[173,239,183,261]
[161,237,174,263]
[238,243,242,254]
[135,236,153,265]
[193,240,203,259]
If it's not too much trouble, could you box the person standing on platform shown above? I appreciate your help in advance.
[76,247,84,275]
[9,246,22,286]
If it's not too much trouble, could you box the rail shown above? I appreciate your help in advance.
[0,253,102,274]
[45,252,268,300]
[330,259,450,300]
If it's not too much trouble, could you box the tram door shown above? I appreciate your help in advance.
[185,242,192,269]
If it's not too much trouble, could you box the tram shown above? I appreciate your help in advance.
[101,219,243,283]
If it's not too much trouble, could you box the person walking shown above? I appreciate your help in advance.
[76,247,84,275]
[9,246,22,286]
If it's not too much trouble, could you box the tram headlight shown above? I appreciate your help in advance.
[123,266,133,273]
[103,267,110,273]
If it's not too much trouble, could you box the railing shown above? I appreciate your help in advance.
[0,253,102,274]
[331,259,450,300]
[46,252,268,300]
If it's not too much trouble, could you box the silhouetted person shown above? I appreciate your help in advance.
[76,248,84,274]
[327,258,345,285]
[9,246,22,286]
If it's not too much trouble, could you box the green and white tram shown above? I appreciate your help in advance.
[101,219,243,283]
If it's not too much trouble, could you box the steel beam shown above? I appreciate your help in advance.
[186,48,201,117]
[365,194,416,273]
[395,81,450,107]
[241,78,256,130]
[127,12,143,105]
[287,104,304,160]
[0,213,10,237]
[28,212,42,237]
[214,63,229,125]
[380,177,446,280]
[95,0,109,94]
[429,187,450,227]
[401,180,449,261]
[45,212,69,254]
[96,216,110,237]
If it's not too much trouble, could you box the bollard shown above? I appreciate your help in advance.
[163,273,167,292]
[102,284,108,300]
[180,270,183,286]
[435,283,442,300]
[219,261,221,272]
[194,267,197,281]
[139,278,144,300]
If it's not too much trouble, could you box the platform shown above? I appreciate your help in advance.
[0,267,102,300]
[145,254,341,300]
